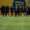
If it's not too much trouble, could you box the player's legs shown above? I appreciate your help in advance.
[15,10,17,16]
[11,10,13,16]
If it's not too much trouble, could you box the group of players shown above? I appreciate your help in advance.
[0,5,29,16]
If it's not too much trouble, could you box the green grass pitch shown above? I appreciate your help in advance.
[0,16,30,30]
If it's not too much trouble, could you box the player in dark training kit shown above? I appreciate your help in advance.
[1,6,5,16]
[5,6,9,16]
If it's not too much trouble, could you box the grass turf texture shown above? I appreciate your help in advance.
[0,16,30,30]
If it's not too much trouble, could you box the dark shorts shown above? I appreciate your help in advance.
[21,10,25,12]
[15,10,18,13]
[17,10,20,13]
[5,10,9,14]
[1,10,4,13]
